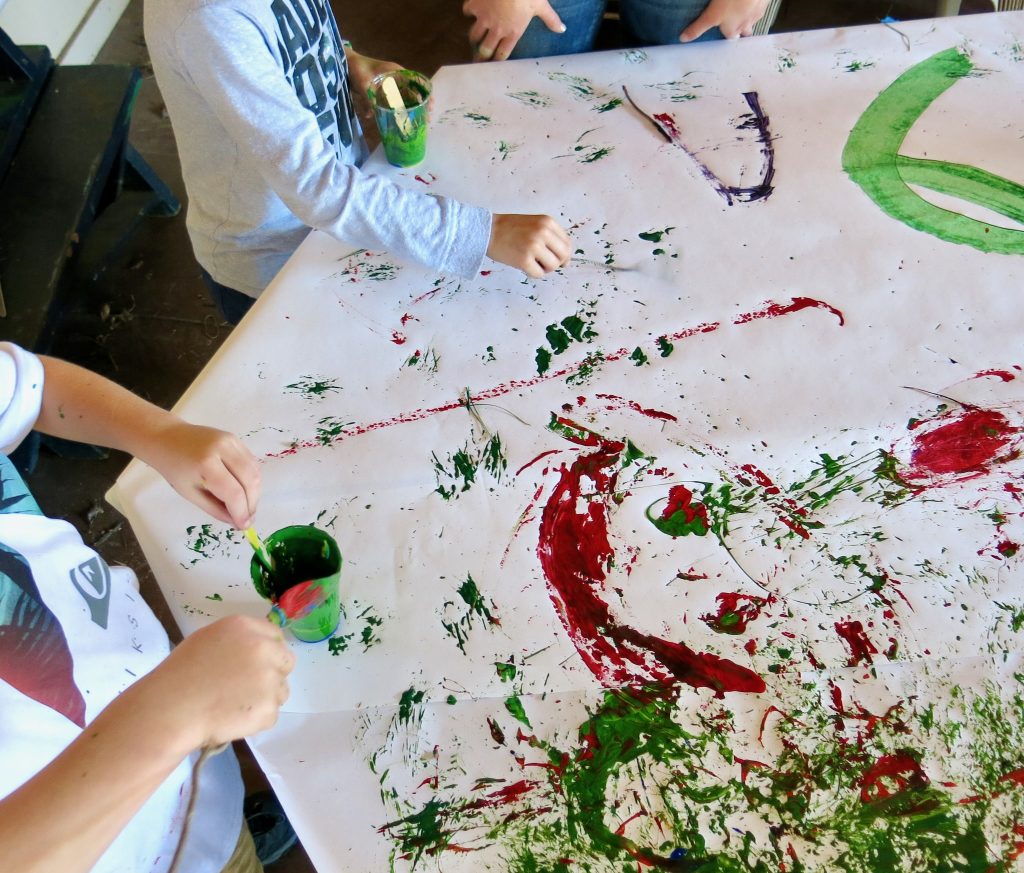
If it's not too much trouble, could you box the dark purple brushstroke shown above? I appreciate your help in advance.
[622,86,775,205]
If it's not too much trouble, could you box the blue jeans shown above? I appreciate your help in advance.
[510,0,721,59]
[200,268,256,326]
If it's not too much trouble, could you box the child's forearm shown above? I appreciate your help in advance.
[0,680,197,873]
[35,355,179,463]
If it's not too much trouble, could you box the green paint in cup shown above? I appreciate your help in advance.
[367,70,431,168]
[250,525,342,643]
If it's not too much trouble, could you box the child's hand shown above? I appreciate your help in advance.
[487,213,572,278]
[137,616,294,750]
[680,0,769,41]
[463,0,565,62]
[344,46,404,117]
[144,420,261,529]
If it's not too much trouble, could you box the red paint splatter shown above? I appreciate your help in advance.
[834,620,878,666]
[595,393,678,422]
[267,298,842,458]
[972,369,1016,382]
[536,422,764,695]
[907,408,1018,481]
[700,592,769,635]
[661,485,710,530]
[400,313,417,326]
[859,752,929,804]
[391,330,408,345]
[733,297,845,327]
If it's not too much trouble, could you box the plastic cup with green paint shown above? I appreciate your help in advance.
[250,525,342,643]
[367,69,431,168]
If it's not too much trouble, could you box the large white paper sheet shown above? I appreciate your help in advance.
[113,13,1024,871]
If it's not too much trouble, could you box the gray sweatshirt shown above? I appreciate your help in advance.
[145,0,492,297]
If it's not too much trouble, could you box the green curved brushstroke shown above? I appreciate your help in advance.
[842,47,1024,255]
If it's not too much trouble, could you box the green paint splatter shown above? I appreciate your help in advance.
[565,351,605,387]
[204,592,223,601]
[535,347,552,375]
[778,51,796,71]
[284,375,341,399]
[482,345,496,363]
[497,140,520,161]
[639,227,674,243]
[433,435,507,500]
[843,47,1024,256]
[596,98,622,113]
[441,573,499,653]
[315,416,352,446]
[446,694,457,705]
[504,696,532,728]
[507,90,552,107]
[629,347,648,367]
[398,687,426,725]
[535,304,599,375]
[464,111,492,126]
[845,59,875,72]
[657,336,674,357]
[495,661,517,682]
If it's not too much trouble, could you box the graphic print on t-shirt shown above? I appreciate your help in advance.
[0,457,87,727]
[270,0,357,155]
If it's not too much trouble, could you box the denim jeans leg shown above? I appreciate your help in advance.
[199,268,256,326]
[620,0,722,45]
[509,0,607,58]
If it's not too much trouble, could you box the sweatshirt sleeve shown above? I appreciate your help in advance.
[0,343,44,455]
[171,7,492,279]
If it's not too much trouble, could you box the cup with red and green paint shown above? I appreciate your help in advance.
[367,69,431,168]
[249,525,342,643]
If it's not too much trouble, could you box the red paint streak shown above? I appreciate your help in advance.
[480,270,492,276]
[733,297,845,327]
[409,287,440,305]
[835,620,878,666]
[739,464,780,495]
[515,449,561,477]
[416,776,439,790]
[267,298,841,458]
[413,173,436,185]
[744,638,757,655]
[653,113,681,138]
[391,330,407,345]
[677,567,709,582]
[700,592,769,635]
[399,313,417,326]
[859,752,929,803]
[595,393,678,422]
[661,485,710,530]
[615,810,648,835]
[907,408,1018,480]
[973,369,1016,382]
[1007,823,1024,861]
[536,429,764,695]
[1006,482,1024,501]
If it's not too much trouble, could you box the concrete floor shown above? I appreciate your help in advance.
[20,0,991,869]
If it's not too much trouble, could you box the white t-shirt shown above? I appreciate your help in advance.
[0,343,243,873]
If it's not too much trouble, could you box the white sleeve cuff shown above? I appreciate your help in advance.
[0,343,44,455]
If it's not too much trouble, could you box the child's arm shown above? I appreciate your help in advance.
[173,10,571,282]
[680,0,771,41]
[35,356,260,529]
[462,0,566,61]
[0,615,294,873]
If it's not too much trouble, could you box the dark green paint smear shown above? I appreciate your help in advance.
[842,47,1024,255]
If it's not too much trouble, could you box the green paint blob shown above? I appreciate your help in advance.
[504,696,533,728]
[536,347,552,375]
[843,47,1024,256]
[495,661,517,682]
